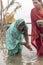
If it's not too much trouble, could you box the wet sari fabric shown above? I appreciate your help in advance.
[31,8,43,56]
[6,19,27,56]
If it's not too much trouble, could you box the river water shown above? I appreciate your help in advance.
[0,44,43,65]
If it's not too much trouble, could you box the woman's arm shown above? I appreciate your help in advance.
[23,30,32,51]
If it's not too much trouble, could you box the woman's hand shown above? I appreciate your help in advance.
[24,43,32,51]
[20,42,32,51]
[36,20,43,28]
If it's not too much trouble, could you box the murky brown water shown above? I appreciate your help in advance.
[0,45,43,65]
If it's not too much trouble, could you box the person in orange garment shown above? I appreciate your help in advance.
[31,0,43,56]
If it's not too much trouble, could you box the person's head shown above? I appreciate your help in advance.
[16,19,25,31]
[32,0,42,9]
[18,21,25,31]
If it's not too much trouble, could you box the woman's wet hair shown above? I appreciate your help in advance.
[38,0,42,2]
[19,21,25,26]
[38,0,43,6]
[33,0,43,6]
[33,0,42,2]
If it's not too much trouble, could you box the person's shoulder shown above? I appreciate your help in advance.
[10,22,15,27]
[31,8,36,13]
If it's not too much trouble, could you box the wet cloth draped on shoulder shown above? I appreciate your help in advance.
[6,19,28,50]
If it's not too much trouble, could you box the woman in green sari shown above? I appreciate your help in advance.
[6,19,32,56]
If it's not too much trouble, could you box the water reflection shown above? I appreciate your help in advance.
[6,54,23,65]
[0,46,43,65]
